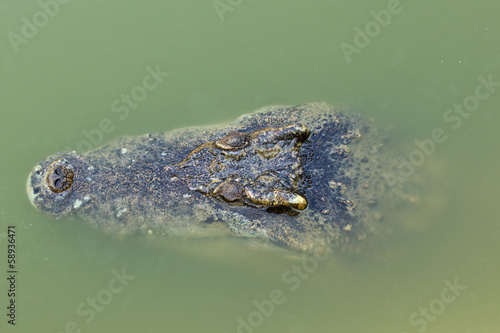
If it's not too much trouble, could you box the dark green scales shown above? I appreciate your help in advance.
[27,103,398,253]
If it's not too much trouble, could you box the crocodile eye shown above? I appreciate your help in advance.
[213,180,244,204]
[46,161,74,193]
[215,131,251,150]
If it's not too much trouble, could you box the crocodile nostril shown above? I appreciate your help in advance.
[46,160,74,193]
[54,166,62,176]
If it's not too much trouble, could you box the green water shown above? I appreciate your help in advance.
[1,0,499,332]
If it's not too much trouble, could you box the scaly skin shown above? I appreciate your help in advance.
[26,103,397,253]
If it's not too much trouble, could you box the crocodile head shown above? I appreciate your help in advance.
[171,123,311,212]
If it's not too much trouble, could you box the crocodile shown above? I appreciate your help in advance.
[26,103,402,253]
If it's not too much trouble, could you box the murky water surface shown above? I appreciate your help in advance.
[1,1,499,332]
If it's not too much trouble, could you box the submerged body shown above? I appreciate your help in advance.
[27,103,399,252]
